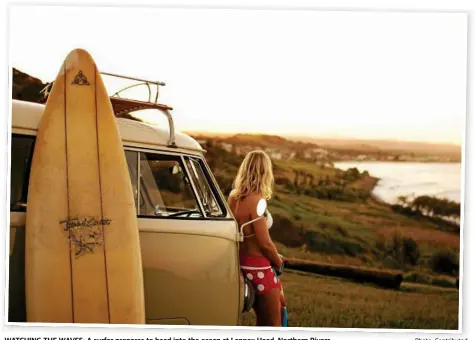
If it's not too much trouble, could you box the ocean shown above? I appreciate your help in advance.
[334,162,462,204]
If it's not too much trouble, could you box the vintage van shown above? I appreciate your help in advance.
[8,74,254,325]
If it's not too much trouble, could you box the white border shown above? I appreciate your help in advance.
[1,1,473,338]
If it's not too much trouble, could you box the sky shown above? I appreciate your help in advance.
[9,6,467,145]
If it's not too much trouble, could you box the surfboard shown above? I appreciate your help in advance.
[25,48,145,324]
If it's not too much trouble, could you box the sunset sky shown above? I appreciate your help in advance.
[9,6,467,145]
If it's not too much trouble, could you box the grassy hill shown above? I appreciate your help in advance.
[285,135,462,160]
[200,138,460,278]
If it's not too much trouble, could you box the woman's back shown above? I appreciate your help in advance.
[228,193,267,257]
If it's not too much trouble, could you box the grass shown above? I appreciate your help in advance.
[266,191,460,271]
[240,270,459,329]
[404,270,458,288]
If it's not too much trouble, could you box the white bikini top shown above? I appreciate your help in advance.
[233,197,273,238]
[243,210,273,238]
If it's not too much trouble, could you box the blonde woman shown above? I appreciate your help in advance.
[228,150,286,326]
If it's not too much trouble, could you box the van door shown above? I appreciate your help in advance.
[124,149,240,326]
[9,134,36,322]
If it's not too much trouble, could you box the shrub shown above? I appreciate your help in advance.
[335,225,349,237]
[376,231,420,268]
[313,186,369,203]
[394,195,460,220]
[269,214,304,247]
[275,176,291,186]
[375,234,387,252]
[429,250,459,275]
[382,256,401,270]
[402,237,420,266]
[342,167,361,181]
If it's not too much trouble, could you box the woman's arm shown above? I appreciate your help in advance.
[250,197,283,269]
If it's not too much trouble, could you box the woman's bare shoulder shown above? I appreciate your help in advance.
[228,190,236,202]
[244,192,264,205]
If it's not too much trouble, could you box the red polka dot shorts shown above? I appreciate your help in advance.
[240,254,281,295]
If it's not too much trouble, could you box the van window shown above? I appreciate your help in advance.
[184,157,225,217]
[138,152,203,218]
[10,136,226,220]
[125,150,139,209]
[10,135,35,212]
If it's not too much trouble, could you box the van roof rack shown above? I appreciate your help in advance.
[39,71,177,147]
[103,72,176,147]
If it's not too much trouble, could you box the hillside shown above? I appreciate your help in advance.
[12,68,47,103]
[285,135,462,161]
[11,68,140,121]
[200,138,460,284]
[190,131,461,163]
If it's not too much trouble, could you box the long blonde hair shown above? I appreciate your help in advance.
[231,150,274,200]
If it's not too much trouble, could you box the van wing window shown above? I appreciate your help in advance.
[184,157,225,218]
[125,150,139,210]
[10,135,35,212]
[138,152,203,218]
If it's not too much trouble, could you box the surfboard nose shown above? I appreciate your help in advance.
[64,48,96,71]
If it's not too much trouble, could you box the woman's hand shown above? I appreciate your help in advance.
[274,254,284,275]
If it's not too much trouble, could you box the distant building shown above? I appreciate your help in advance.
[356,154,368,161]
[303,151,313,159]
[269,152,283,160]
[235,145,254,156]
[220,142,233,153]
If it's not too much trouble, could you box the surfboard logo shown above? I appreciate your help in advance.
[60,217,112,256]
[71,70,90,86]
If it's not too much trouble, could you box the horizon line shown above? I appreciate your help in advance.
[182,129,462,147]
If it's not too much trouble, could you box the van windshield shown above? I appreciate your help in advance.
[184,157,224,217]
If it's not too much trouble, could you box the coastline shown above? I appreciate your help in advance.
[348,174,387,204]
[346,173,380,191]
[335,161,461,205]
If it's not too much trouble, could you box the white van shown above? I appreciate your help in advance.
[9,76,254,325]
